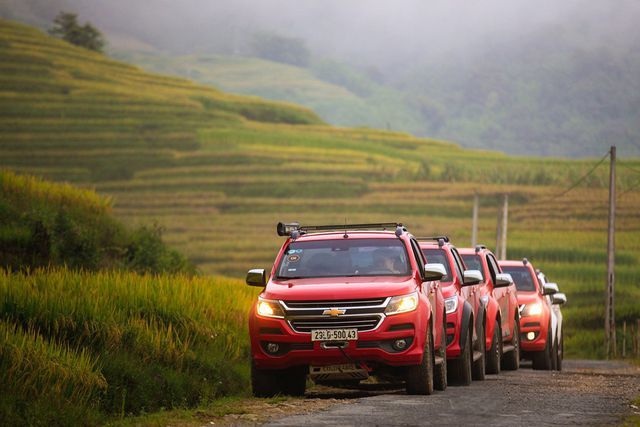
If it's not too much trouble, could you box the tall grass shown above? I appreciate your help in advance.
[0,268,258,423]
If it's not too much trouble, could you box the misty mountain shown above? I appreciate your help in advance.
[1,0,639,157]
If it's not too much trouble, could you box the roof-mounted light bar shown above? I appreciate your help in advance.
[277,222,300,237]
[276,221,403,237]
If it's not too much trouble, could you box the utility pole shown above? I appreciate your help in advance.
[605,146,616,358]
[500,194,508,260]
[471,193,479,247]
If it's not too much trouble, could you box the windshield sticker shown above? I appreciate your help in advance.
[288,254,301,263]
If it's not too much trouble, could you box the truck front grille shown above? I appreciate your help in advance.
[282,298,388,333]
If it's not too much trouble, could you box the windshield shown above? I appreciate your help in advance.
[276,238,410,279]
[461,254,484,279]
[500,266,536,291]
[421,248,451,281]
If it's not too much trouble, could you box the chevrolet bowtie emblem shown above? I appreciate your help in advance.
[322,308,346,317]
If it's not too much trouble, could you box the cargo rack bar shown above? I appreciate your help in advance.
[414,236,450,242]
[277,222,403,237]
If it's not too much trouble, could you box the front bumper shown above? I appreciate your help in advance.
[519,318,547,352]
[250,309,428,370]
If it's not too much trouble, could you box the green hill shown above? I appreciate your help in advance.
[114,52,424,134]
[1,17,640,363]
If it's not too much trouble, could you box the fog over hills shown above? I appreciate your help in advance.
[2,0,639,157]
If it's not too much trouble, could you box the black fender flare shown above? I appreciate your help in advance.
[458,301,473,352]
[475,302,487,349]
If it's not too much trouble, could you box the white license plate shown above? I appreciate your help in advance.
[311,364,358,374]
[311,328,358,341]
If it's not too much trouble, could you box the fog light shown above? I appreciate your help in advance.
[526,332,536,341]
[266,342,280,354]
[392,339,408,351]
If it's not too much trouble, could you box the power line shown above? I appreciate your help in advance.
[618,162,640,175]
[618,177,640,198]
[533,150,610,203]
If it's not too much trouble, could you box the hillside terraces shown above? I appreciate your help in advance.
[0,19,322,182]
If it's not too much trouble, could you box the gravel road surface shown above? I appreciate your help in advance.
[260,360,640,427]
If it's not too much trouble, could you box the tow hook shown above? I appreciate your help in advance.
[321,341,349,349]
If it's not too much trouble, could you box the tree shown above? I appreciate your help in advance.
[49,11,105,52]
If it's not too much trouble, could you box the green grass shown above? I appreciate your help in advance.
[0,268,259,423]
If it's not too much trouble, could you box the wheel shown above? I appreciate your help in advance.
[472,320,486,381]
[556,336,563,372]
[434,317,447,391]
[485,321,502,374]
[406,326,434,395]
[502,317,520,371]
[251,361,282,397]
[550,335,558,371]
[448,323,472,386]
[281,365,307,396]
[532,326,553,370]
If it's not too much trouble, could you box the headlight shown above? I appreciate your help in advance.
[444,296,458,314]
[256,297,285,319]
[385,292,419,315]
[522,302,542,317]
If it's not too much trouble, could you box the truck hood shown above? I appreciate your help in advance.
[263,275,417,301]
[516,291,540,305]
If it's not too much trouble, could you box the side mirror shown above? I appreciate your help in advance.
[494,273,513,288]
[552,292,567,305]
[246,268,267,287]
[542,282,559,295]
[424,263,446,281]
[462,269,483,286]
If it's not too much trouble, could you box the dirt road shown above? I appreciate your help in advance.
[257,360,640,426]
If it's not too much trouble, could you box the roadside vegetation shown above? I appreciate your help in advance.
[0,268,256,424]
[0,17,639,424]
[0,170,193,274]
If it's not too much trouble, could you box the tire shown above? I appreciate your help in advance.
[448,323,472,386]
[550,335,558,371]
[406,326,434,395]
[434,318,447,391]
[532,326,553,370]
[251,361,282,397]
[472,320,486,381]
[281,365,307,396]
[556,337,563,372]
[502,317,520,371]
[485,321,502,375]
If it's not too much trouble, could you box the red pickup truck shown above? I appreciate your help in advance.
[419,237,487,385]
[500,258,558,370]
[246,222,447,396]
[459,246,521,374]
[499,258,563,370]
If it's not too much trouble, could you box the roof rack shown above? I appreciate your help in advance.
[415,236,450,243]
[415,236,450,248]
[277,221,404,237]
